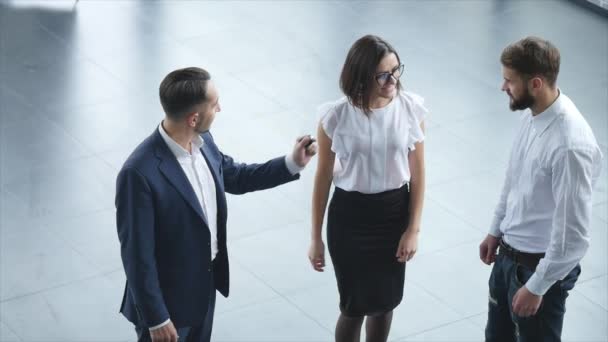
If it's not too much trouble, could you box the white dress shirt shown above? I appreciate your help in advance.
[159,124,219,260]
[319,91,427,194]
[152,123,303,331]
[489,91,603,296]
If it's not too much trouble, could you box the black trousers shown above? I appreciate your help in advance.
[136,275,217,342]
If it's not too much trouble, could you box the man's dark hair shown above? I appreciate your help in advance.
[159,67,211,120]
[501,36,560,86]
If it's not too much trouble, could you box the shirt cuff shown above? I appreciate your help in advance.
[525,272,554,296]
[488,215,503,238]
[284,155,304,175]
[149,318,171,331]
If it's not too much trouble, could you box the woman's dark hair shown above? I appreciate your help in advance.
[340,35,401,114]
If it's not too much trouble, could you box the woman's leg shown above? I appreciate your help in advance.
[365,310,393,342]
[336,313,364,342]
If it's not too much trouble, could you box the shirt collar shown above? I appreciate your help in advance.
[531,89,563,137]
[158,122,205,160]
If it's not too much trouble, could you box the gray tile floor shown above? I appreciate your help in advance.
[0,0,606,341]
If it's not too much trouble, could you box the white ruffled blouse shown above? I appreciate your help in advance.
[319,91,427,194]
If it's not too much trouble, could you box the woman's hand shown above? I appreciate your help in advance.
[308,239,326,272]
[396,229,419,263]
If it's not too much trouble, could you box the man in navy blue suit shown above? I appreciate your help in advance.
[116,67,316,342]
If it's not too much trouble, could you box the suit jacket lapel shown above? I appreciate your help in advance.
[154,132,209,226]
[201,142,224,195]
[201,140,228,246]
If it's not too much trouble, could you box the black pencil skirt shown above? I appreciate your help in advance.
[327,184,410,317]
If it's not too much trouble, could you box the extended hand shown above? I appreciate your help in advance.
[292,135,317,167]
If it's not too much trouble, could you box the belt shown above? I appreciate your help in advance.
[498,239,545,270]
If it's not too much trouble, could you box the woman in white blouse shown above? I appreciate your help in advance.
[308,35,426,342]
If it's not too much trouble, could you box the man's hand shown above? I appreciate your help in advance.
[479,234,500,265]
[512,286,543,317]
[150,320,178,342]
[292,135,317,167]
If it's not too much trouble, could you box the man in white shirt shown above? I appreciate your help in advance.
[116,67,316,342]
[479,37,603,341]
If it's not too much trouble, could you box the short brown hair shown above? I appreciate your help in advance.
[159,67,211,120]
[500,36,560,86]
[340,35,401,114]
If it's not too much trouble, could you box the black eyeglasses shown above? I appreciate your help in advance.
[375,64,405,86]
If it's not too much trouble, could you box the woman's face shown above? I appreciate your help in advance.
[372,52,402,100]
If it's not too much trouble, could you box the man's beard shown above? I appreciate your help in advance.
[194,118,208,134]
[509,87,535,111]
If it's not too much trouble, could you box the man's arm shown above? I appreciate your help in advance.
[525,148,594,295]
[221,153,300,195]
[211,134,315,195]
[116,167,169,327]
[489,165,512,238]
[481,138,517,265]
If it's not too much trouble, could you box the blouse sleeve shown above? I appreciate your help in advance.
[405,92,428,151]
[318,101,339,140]
[318,100,350,157]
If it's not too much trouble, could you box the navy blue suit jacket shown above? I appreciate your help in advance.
[115,128,299,328]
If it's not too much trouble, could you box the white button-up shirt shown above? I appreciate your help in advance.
[159,124,219,260]
[489,91,603,296]
[319,91,427,194]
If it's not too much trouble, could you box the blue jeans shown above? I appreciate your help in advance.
[485,253,580,342]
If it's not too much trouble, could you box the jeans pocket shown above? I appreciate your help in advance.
[514,263,534,287]
[559,265,581,294]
